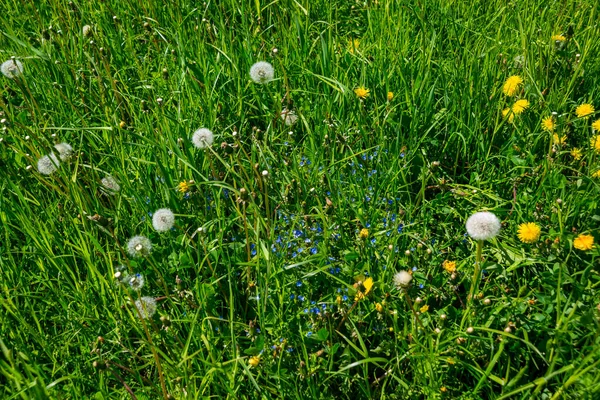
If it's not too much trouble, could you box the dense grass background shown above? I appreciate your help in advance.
[1,0,600,398]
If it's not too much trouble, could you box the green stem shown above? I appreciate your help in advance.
[468,240,483,307]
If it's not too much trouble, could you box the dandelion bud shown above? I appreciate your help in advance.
[160,315,171,327]
[556,198,562,204]
[415,297,422,304]
[262,170,269,177]
[25,165,31,170]
[435,328,441,334]
[93,361,107,370]
[388,244,393,251]
[504,326,512,333]
[272,48,278,54]
[405,250,411,256]
[162,68,169,79]
[240,188,249,200]
[432,161,440,167]
[97,336,104,343]
[440,314,447,320]
[466,327,474,334]
[483,298,491,305]
[156,97,163,105]
[426,248,432,255]
[25,135,30,140]
[450,273,457,280]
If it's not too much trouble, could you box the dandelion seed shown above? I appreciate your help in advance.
[101,175,120,194]
[54,142,73,161]
[502,75,522,97]
[134,297,157,319]
[129,273,145,290]
[573,234,594,251]
[192,128,214,149]
[393,270,412,289]
[37,153,60,175]
[576,103,594,119]
[517,222,541,244]
[354,86,370,99]
[466,211,501,241]
[127,235,152,258]
[1,59,24,79]
[152,208,175,232]
[281,108,298,126]
[249,61,274,84]
[511,99,530,115]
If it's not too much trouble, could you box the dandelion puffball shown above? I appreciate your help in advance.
[37,153,60,175]
[127,235,152,258]
[134,297,157,319]
[129,273,145,291]
[101,175,120,194]
[152,208,175,232]
[1,59,24,79]
[249,61,274,84]
[393,270,412,289]
[192,128,214,149]
[54,143,73,161]
[466,211,501,241]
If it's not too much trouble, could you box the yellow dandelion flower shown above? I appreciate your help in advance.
[359,228,369,239]
[442,260,457,273]
[576,103,594,118]
[348,39,360,54]
[512,99,530,115]
[441,387,448,393]
[248,356,260,367]
[502,108,515,123]
[517,222,541,244]
[502,75,523,97]
[542,116,555,132]
[363,277,374,295]
[570,148,582,160]
[387,91,394,101]
[354,86,370,99]
[592,119,600,131]
[573,234,594,251]
[375,302,383,313]
[590,135,600,153]
[592,170,600,179]
[419,304,429,313]
[551,34,566,42]
[178,181,190,193]
[553,134,567,146]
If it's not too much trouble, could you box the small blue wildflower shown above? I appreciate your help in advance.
[296,281,302,287]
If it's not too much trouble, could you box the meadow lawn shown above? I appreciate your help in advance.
[1,0,600,398]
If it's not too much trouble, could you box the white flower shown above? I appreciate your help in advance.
[1,59,24,79]
[134,297,157,319]
[249,61,274,84]
[192,128,214,149]
[37,153,60,175]
[54,142,73,161]
[127,235,152,258]
[466,211,501,241]
[281,108,298,126]
[393,270,412,289]
[152,208,175,232]
[129,273,145,291]
[101,175,120,194]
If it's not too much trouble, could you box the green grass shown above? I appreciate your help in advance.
[1,0,600,398]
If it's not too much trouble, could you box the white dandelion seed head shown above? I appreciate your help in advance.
[37,153,60,175]
[54,142,73,161]
[127,235,152,258]
[466,211,501,241]
[152,208,175,232]
[1,59,24,79]
[83,25,92,37]
[192,128,214,149]
[129,273,145,291]
[281,108,298,126]
[134,297,157,319]
[393,270,412,289]
[249,61,274,84]
[101,175,120,194]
